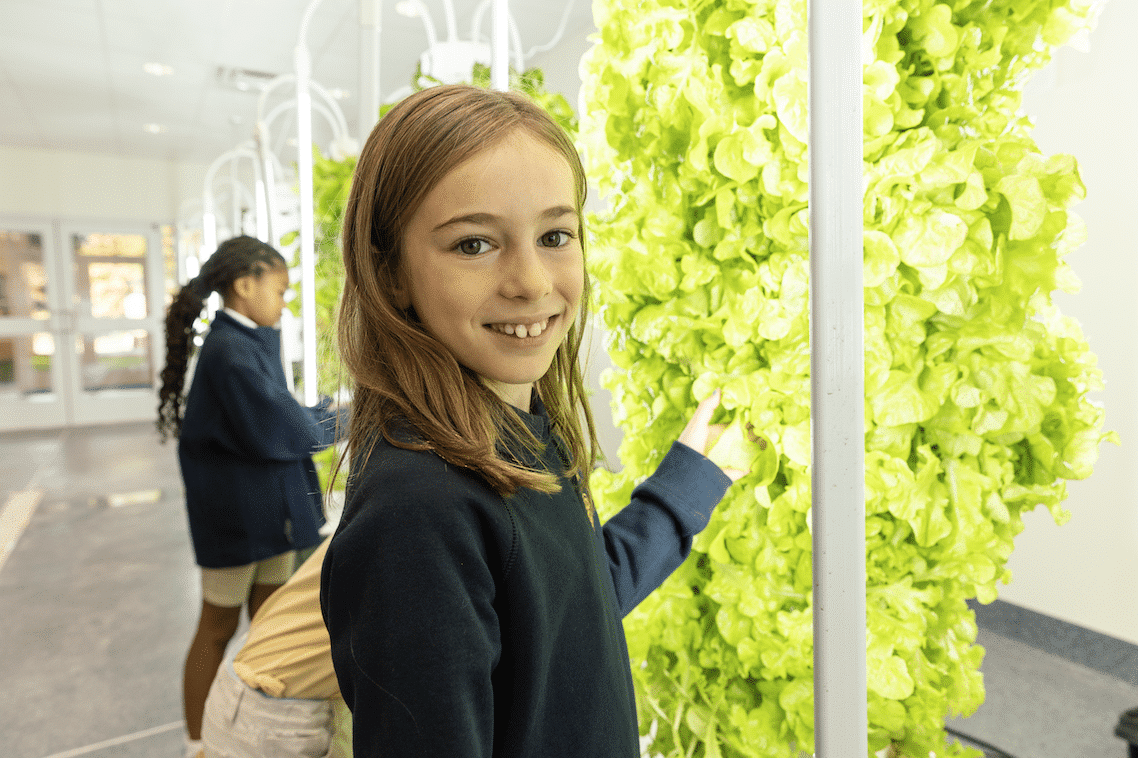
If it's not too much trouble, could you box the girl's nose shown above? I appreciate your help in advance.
[500,243,553,301]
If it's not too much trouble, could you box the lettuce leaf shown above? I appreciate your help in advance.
[581,0,1110,756]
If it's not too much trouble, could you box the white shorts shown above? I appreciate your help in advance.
[200,552,296,608]
[202,659,332,758]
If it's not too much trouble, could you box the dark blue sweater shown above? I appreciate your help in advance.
[320,394,731,757]
[178,311,341,568]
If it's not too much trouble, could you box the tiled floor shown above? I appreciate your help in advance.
[1,422,1136,758]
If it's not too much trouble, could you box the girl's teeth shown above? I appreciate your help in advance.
[492,318,550,338]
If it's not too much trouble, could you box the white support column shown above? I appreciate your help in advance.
[358,0,381,141]
[295,0,325,407]
[491,0,509,91]
[808,0,867,755]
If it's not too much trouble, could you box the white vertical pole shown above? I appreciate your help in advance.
[809,0,866,755]
[295,0,325,407]
[358,0,381,140]
[491,0,509,91]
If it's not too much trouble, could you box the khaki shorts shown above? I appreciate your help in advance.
[202,659,332,758]
[200,552,295,608]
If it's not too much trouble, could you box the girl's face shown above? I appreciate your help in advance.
[397,130,584,412]
[230,264,289,327]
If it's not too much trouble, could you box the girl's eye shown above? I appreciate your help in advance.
[541,230,573,247]
[456,238,491,256]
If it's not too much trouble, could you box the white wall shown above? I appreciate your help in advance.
[0,145,207,224]
[997,0,1138,645]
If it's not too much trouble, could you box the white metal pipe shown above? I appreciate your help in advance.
[254,178,269,241]
[358,0,382,141]
[230,158,240,237]
[410,0,439,48]
[255,123,279,245]
[491,0,508,90]
[507,13,524,74]
[441,0,458,41]
[808,0,867,754]
[259,74,352,145]
[296,0,325,407]
[265,98,345,141]
[203,145,261,252]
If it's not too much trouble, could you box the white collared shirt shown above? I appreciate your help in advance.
[223,307,259,330]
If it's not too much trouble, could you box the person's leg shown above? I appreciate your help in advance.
[246,581,282,621]
[182,599,241,740]
[186,563,257,742]
[245,550,294,621]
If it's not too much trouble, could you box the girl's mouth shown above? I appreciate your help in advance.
[485,314,558,341]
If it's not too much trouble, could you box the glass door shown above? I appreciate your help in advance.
[0,220,69,431]
[59,223,167,426]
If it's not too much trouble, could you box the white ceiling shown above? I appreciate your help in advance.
[0,0,597,166]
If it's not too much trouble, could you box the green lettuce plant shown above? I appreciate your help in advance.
[579,0,1111,756]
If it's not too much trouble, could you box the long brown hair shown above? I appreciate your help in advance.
[157,235,287,442]
[337,84,600,501]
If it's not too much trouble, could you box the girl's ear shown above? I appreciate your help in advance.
[390,268,412,311]
[230,274,254,303]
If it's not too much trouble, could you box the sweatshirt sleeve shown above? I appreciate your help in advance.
[600,441,732,617]
[320,461,501,758]
[209,346,331,461]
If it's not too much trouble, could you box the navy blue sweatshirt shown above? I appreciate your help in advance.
[178,310,341,568]
[320,393,732,757]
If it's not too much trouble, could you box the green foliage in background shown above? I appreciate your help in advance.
[290,67,576,494]
[580,0,1111,756]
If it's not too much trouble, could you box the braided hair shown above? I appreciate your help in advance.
[157,235,288,442]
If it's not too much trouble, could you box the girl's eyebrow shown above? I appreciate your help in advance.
[432,206,578,232]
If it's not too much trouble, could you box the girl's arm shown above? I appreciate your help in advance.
[202,340,334,461]
[320,458,500,758]
[599,441,733,616]
[599,391,741,616]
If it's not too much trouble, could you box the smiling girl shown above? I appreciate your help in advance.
[320,84,744,758]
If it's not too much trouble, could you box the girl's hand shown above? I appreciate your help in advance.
[678,390,747,482]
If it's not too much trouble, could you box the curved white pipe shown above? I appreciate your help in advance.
[257,74,351,148]
[264,97,344,141]
[441,0,457,41]
[470,0,487,43]
[507,13,524,74]
[409,0,438,48]
[358,0,382,141]
[523,0,575,60]
[202,144,264,253]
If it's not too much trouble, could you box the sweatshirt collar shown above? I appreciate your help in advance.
[222,307,258,330]
[510,388,551,440]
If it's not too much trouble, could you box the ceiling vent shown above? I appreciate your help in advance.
[216,66,279,92]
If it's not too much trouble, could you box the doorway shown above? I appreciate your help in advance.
[0,218,175,432]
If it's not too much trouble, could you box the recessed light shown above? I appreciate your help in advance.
[143,123,167,134]
[143,62,174,76]
[394,1,419,18]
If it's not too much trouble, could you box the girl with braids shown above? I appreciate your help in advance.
[319,84,745,758]
[157,235,343,758]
